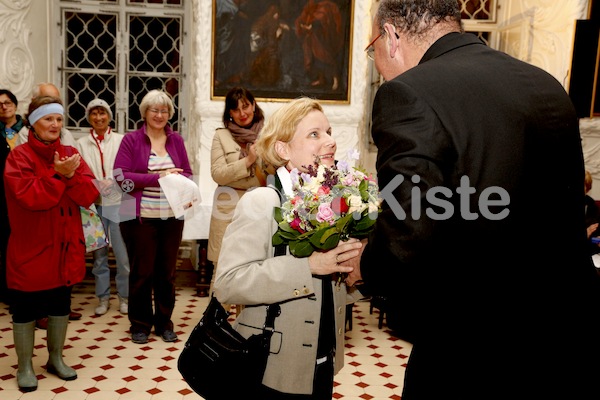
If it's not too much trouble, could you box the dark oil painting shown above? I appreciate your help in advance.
[212,0,354,103]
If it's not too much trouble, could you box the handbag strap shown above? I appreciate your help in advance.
[263,303,280,334]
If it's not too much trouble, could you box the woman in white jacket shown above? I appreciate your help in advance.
[76,99,130,316]
[214,97,363,399]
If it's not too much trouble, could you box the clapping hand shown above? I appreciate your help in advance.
[53,151,80,179]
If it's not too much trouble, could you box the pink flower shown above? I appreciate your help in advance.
[316,203,336,224]
[317,185,330,196]
[342,175,355,186]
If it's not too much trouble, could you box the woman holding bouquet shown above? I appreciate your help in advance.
[214,97,363,399]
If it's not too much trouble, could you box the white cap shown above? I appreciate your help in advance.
[86,99,113,120]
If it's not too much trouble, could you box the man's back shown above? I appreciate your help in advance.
[367,32,600,398]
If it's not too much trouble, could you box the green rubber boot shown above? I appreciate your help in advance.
[13,321,38,392]
[46,315,77,381]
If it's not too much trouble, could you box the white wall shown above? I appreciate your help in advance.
[496,0,589,88]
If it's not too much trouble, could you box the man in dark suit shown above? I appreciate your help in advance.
[346,1,600,398]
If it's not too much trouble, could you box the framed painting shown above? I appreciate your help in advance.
[211,0,354,103]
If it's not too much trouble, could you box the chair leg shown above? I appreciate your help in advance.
[345,303,353,331]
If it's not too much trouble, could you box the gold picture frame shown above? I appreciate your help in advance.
[211,0,354,103]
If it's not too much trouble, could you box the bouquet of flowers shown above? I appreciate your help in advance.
[272,150,381,258]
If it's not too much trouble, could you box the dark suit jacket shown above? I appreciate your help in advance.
[585,194,600,254]
[362,32,600,398]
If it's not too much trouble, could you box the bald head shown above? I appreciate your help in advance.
[32,83,60,99]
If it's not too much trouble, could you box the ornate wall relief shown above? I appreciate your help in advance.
[0,0,33,108]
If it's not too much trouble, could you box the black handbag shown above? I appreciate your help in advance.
[178,295,280,399]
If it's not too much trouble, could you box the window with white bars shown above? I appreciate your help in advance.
[58,0,188,136]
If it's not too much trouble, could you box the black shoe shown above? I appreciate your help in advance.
[131,332,149,344]
[159,330,178,342]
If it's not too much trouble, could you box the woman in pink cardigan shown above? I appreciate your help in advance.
[114,89,192,345]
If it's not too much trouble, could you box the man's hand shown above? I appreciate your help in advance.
[343,238,367,286]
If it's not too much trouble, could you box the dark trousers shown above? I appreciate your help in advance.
[258,356,334,400]
[120,217,184,335]
[11,286,71,323]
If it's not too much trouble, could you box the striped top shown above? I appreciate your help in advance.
[140,152,175,219]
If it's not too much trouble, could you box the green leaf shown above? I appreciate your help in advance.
[359,180,369,201]
[278,222,297,234]
[335,213,353,231]
[274,207,283,223]
[272,233,284,246]
[355,214,377,231]
[290,239,314,257]
[310,227,340,250]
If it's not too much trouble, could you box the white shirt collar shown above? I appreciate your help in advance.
[276,166,293,197]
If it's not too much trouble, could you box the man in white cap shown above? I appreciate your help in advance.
[76,99,130,316]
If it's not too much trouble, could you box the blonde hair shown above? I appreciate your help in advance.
[255,97,323,167]
[139,89,175,119]
[585,170,593,194]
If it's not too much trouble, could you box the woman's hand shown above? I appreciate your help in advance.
[588,223,599,239]
[53,152,80,179]
[308,238,362,276]
[159,168,184,178]
[245,143,258,168]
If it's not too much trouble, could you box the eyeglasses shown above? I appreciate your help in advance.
[0,100,14,108]
[365,33,382,61]
[148,108,169,115]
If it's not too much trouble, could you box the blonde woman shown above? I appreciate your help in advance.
[114,89,192,345]
[214,97,363,399]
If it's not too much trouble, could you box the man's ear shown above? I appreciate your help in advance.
[275,140,289,161]
[383,23,399,44]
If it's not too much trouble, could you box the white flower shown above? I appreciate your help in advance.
[347,195,365,213]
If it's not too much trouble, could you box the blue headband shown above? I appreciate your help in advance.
[28,103,64,126]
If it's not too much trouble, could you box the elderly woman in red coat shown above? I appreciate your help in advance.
[3,95,98,392]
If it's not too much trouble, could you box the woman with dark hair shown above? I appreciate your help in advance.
[207,86,268,306]
[4,95,98,391]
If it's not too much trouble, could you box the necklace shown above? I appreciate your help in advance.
[4,127,15,140]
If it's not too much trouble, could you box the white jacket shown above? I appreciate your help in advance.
[75,129,124,207]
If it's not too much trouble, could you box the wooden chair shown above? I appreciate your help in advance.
[345,303,354,331]
[369,295,387,329]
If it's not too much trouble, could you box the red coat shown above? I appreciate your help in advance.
[4,133,99,291]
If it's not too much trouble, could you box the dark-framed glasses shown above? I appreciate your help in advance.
[365,33,382,61]
[0,100,14,108]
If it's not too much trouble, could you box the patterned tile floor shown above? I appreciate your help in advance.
[0,284,412,399]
